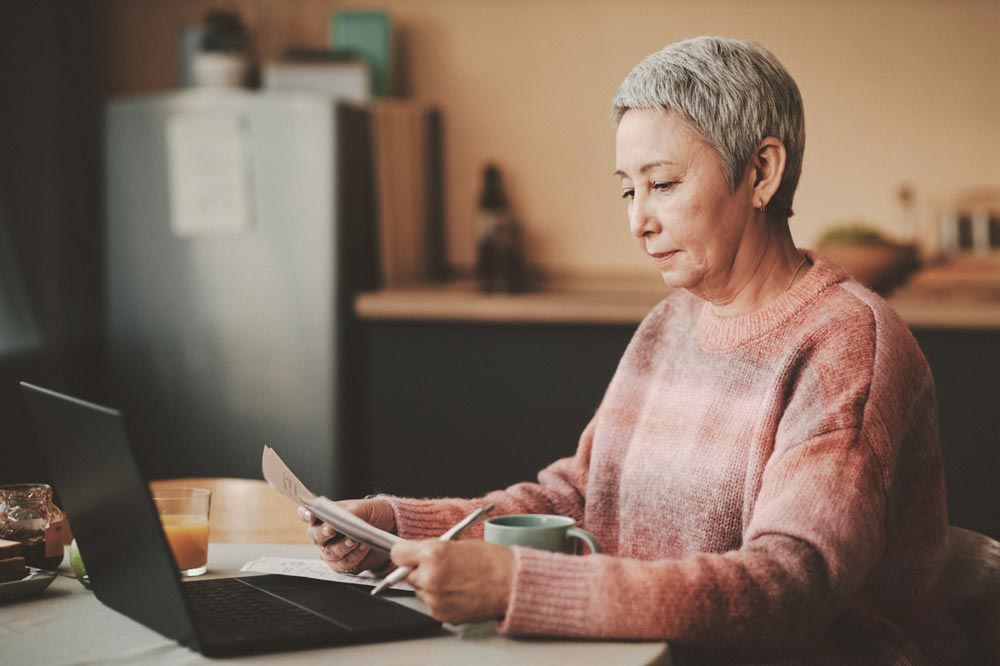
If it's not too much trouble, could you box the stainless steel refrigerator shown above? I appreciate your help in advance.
[105,88,359,494]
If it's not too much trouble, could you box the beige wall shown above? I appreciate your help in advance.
[95,0,1000,279]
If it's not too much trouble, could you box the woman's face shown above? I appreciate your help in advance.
[615,109,756,299]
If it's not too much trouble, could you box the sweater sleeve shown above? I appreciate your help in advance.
[383,414,599,541]
[496,424,889,661]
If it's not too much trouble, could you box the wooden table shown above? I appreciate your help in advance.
[150,477,305,544]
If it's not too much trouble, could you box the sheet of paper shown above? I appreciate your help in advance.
[261,446,404,554]
[262,446,317,505]
[166,111,255,237]
[240,556,414,592]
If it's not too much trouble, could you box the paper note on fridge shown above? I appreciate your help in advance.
[262,446,404,554]
[166,111,255,237]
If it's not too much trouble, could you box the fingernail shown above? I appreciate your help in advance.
[322,526,333,537]
[344,538,355,548]
[358,544,368,552]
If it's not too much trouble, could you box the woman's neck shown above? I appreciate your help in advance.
[704,223,808,318]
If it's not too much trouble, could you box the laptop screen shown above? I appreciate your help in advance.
[21,382,200,648]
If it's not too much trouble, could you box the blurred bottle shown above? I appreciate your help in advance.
[474,164,525,293]
[897,183,916,243]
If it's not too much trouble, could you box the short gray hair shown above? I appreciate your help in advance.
[612,36,805,217]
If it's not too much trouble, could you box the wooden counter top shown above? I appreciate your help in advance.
[886,255,1000,329]
[355,259,1000,330]
[887,297,1000,329]
[354,277,670,325]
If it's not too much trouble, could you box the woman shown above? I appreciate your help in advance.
[303,36,962,663]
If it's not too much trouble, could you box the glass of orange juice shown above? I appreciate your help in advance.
[151,487,211,576]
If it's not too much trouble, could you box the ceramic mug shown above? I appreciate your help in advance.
[484,514,601,554]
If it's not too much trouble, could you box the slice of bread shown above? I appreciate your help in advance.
[0,556,28,583]
[0,538,22,559]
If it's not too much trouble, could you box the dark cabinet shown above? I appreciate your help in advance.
[357,320,634,499]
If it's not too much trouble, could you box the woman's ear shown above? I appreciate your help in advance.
[750,137,787,210]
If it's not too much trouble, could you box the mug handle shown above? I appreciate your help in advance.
[567,527,602,554]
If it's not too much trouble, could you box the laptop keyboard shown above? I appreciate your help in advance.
[184,577,344,642]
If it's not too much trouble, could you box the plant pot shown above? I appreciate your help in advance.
[191,52,248,88]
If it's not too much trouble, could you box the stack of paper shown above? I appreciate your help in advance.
[261,446,403,554]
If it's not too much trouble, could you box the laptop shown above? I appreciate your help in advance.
[20,382,441,657]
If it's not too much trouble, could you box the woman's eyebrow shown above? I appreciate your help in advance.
[613,160,676,177]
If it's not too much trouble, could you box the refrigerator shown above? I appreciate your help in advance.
[105,88,361,495]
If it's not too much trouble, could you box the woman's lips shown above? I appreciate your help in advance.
[648,250,678,264]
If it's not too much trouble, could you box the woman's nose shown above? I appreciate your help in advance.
[628,193,661,239]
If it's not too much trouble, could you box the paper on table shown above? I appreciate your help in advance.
[241,556,414,592]
[262,446,404,554]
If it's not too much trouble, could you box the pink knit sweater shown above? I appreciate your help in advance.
[386,250,964,664]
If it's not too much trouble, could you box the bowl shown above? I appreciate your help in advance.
[818,241,919,295]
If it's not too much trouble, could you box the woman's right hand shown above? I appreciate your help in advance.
[298,498,396,574]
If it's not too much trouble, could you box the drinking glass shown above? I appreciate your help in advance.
[151,487,211,576]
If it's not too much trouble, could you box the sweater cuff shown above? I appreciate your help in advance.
[496,546,593,637]
[377,495,459,540]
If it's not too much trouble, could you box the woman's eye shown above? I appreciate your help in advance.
[621,189,635,200]
[653,181,677,192]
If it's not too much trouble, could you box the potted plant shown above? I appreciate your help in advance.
[191,10,252,88]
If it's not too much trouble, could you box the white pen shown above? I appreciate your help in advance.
[370,503,494,596]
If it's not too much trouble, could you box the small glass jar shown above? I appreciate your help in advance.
[0,484,66,569]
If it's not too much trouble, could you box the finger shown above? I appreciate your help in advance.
[319,550,355,573]
[318,543,354,565]
[321,536,360,561]
[405,554,446,591]
[397,544,447,590]
[297,507,322,525]
[319,546,345,563]
[320,541,369,572]
[406,566,429,591]
[306,524,338,546]
[340,543,370,570]
[389,540,423,567]
[394,539,448,568]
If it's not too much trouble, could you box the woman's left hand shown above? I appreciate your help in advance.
[390,540,514,624]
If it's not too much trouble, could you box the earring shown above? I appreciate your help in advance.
[756,202,766,213]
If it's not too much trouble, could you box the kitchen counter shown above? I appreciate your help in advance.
[354,275,669,325]
[355,258,1000,330]
[888,254,1000,329]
